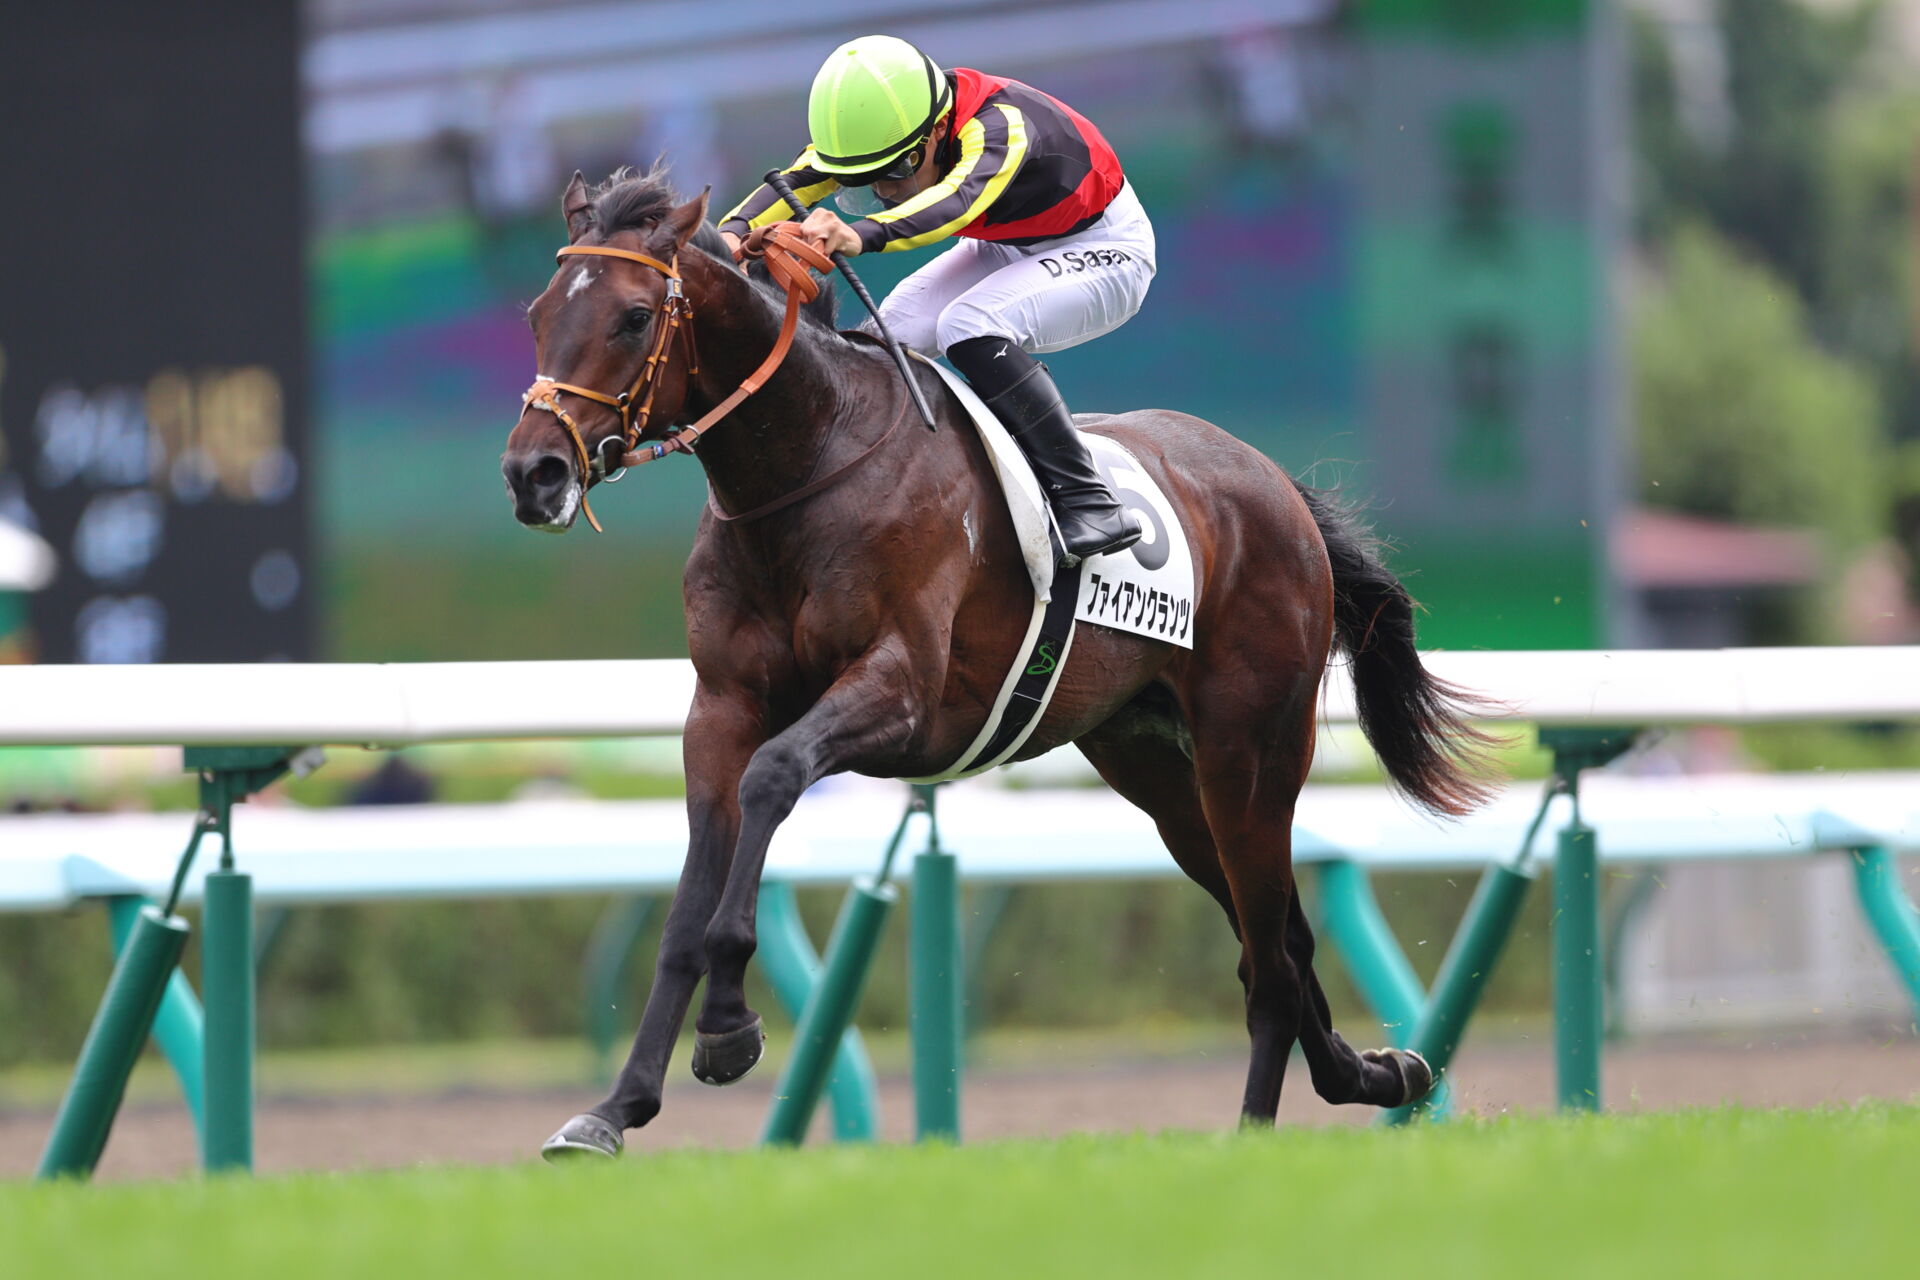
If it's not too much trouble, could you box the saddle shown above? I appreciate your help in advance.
[909,358,1196,782]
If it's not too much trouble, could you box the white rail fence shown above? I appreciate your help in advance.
[4,648,1918,1177]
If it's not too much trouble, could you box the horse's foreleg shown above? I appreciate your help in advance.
[542,691,761,1160]
[692,650,924,1085]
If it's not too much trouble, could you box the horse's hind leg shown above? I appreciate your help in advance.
[1286,887,1433,1107]
[1081,684,1422,1121]
[1077,689,1238,932]
[1184,676,1429,1123]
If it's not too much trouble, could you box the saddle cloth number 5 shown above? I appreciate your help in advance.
[1091,447,1169,570]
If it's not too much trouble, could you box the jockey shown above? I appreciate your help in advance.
[718,35,1149,566]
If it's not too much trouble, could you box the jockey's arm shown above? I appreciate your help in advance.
[723,105,1030,261]
[717,149,840,256]
[847,103,1028,254]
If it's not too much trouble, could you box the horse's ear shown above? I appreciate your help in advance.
[562,170,594,243]
[651,188,711,256]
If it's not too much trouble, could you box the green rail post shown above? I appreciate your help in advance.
[910,784,962,1142]
[760,785,929,1144]
[1387,861,1536,1126]
[962,883,1016,1053]
[105,896,206,1151]
[1381,764,1585,1126]
[36,906,191,1180]
[182,746,314,1175]
[1849,845,1920,1019]
[1538,728,1637,1114]
[202,868,255,1172]
[582,895,658,1080]
[761,879,897,1145]
[1314,859,1426,1041]
[755,880,880,1141]
[1553,822,1602,1110]
[37,745,313,1180]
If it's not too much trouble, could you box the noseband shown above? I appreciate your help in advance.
[519,225,834,532]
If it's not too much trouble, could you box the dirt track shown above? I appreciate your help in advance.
[5,1032,1917,1181]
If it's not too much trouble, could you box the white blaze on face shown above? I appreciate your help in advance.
[566,266,598,300]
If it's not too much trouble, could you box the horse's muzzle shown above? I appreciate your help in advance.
[503,450,581,532]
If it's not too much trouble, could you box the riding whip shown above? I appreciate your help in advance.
[762,169,938,432]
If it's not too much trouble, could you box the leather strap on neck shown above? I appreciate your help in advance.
[707,389,911,525]
[661,225,833,457]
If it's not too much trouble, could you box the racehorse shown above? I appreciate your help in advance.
[502,168,1496,1157]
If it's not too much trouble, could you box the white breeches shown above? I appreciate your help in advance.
[860,181,1157,357]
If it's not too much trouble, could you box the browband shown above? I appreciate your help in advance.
[557,245,682,277]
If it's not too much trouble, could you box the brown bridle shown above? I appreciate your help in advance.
[519,225,835,532]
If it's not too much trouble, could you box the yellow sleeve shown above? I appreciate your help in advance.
[854,105,1029,253]
[718,147,843,234]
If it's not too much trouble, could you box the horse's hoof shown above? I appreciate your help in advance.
[541,1113,623,1162]
[1364,1048,1436,1108]
[692,1016,765,1085]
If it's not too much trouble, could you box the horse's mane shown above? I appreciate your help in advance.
[585,165,840,332]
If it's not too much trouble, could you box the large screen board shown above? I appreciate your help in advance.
[0,5,310,663]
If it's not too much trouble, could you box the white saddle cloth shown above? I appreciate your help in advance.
[918,356,1058,602]
[905,359,1198,784]
[920,356,1197,648]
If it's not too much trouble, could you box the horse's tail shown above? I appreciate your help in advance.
[1296,482,1501,817]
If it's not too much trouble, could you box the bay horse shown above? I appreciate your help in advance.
[503,168,1495,1158]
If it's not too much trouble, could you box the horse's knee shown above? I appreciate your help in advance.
[655,940,705,984]
[737,742,808,822]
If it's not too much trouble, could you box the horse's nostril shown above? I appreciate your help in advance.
[529,456,570,491]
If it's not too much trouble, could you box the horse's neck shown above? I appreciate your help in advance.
[682,257,870,516]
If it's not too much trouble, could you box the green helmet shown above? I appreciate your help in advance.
[807,35,953,178]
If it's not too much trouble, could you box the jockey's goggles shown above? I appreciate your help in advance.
[835,140,927,188]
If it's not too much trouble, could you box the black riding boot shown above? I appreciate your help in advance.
[947,336,1142,567]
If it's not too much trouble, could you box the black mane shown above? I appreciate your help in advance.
[584,166,839,331]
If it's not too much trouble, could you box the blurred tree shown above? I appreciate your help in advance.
[1819,90,1918,375]
[1633,0,1880,295]
[1635,224,1887,552]
[1631,0,1920,590]
[1710,0,1879,302]
[1627,8,1705,245]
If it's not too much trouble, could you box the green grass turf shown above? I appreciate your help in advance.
[6,1106,1918,1279]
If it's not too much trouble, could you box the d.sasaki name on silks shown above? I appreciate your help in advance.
[1038,248,1132,277]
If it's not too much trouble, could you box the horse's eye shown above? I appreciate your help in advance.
[623,308,653,332]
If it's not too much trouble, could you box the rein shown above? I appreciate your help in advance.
[519,224,835,532]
